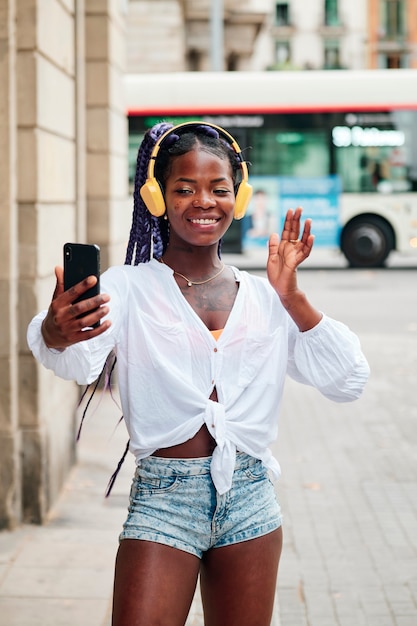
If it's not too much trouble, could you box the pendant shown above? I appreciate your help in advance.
[187,281,192,287]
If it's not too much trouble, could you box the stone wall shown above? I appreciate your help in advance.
[0,0,20,529]
[0,0,128,529]
[127,0,186,74]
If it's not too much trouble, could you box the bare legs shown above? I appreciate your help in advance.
[201,527,283,626]
[112,527,282,626]
[112,540,200,626]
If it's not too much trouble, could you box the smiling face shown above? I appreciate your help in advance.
[163,146,236,250]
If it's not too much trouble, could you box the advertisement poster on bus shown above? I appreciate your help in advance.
[242,175,342,250]
[241,176,280,248]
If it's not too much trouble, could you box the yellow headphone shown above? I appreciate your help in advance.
[139,121,252,220]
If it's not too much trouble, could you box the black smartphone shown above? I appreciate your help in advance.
[63,243,101,327]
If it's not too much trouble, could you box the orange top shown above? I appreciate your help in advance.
[210,329,223,341]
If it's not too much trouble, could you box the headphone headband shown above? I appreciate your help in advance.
[140,121,252,219]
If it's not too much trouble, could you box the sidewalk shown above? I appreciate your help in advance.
[0,390,134,626]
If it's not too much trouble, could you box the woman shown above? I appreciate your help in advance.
[27,122,369,626]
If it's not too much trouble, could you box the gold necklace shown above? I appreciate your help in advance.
[159,258,226,287]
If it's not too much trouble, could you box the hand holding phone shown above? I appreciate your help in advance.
[63,243,101,328]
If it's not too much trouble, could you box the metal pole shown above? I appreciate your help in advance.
[210,0,224,71]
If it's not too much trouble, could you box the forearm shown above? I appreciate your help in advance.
[279,289,322,332]
[28,311,113,385]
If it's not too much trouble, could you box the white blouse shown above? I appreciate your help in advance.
[27,260,370,494]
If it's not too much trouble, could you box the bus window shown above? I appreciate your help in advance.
[332,110,416,193]
[250,129,329,177]
[335,145,411,193]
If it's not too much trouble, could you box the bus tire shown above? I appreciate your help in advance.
[341,215,395,268]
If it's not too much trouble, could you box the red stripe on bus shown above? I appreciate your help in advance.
[127,103,417,116]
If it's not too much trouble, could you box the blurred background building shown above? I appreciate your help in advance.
[126,0,417,72]
[1,0,416,530]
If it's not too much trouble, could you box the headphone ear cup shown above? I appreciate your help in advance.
[140,179,166,217]
[234,181,253,220]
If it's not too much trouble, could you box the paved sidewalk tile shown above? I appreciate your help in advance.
[275,332,417,625]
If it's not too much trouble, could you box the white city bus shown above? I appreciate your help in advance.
[125,70,417,267]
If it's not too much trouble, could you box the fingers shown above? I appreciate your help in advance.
[52,267,99,306]
[65,307,111,335]
[51,274,109,317]
[43,313,111,341]
[281,207,303,243]
[44,266,111,349]
[43,299,111,349]
[55,291,110,328]
[281,208,314,250]
[46,276,111,349]
[268,232,280,257]
[269,208,310,255]
[52,266,64,300]
[69,319,112,343]
[64,274,98,305]
[65,292,110,324]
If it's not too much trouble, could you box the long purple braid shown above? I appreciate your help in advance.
[125,122,173,265]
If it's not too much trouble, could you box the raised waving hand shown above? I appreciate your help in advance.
[267,208,322,331]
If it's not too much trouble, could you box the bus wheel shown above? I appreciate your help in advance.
[341,216,395,268]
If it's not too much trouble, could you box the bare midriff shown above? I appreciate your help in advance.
[153,387,218,458]
[154,325,225,459]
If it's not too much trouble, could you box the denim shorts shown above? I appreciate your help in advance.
[119,452,282,558]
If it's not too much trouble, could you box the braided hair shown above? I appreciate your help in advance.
[125,122,173,265]
[125,122,242,265]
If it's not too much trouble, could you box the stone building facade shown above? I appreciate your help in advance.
[126,0,417,73]
[126,0,273,72]
[367,0,417,68]
[0,0,129,529]
[269,0,417,70]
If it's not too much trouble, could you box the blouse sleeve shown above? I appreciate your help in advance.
[286,313,370,402]
[26,266,127,385]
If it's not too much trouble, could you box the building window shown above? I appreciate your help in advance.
[324,0,339,26]
[378,52,408,68]
[227,53,239,71]
[275,3,290,26]
[324,40,341,68]
[187,49,201,72]
[379,0,405,38]
[275,41,291,66]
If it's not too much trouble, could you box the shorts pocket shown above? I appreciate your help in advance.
[131,471,180,498]
[244,461,267,482]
